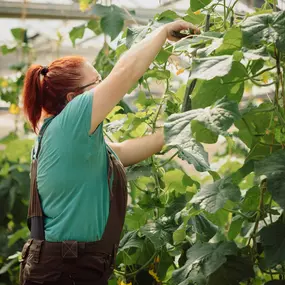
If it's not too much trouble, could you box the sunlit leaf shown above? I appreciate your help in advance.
[190,56,233,80]
[216,27,243,55]
[11,28,25,42]
[190,0,212,12]
[69,24,86,47]
[192,62,246,108]
[87,19,102,35]
[241,11,285,50]
[191,96,241,143]
[164,109,210,172]
[100,5,125,41]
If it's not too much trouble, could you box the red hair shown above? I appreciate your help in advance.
[23,56,86,132]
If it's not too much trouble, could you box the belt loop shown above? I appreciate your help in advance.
[62,241,78,259]
[33,240,44,264]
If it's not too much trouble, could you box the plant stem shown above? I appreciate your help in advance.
[114,251,157,277]
[250,180,266,259]
[223,0,227,30]
[222,66,276,85]
[250,79,276,87]
[281,66,285,110]
[274,47,284,110]
[132,181,147,193]
[269,197,273,224]
[158,151,179,167]
[223,208,256,220]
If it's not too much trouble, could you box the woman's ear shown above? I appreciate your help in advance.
[66,92,76,102]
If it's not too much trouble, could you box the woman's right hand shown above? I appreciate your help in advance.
[164,20,200,41]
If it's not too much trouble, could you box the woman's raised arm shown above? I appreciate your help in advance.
[90,20,198,134]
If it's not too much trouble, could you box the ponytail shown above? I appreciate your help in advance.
[23,56,87,133]
[23,64,44,132]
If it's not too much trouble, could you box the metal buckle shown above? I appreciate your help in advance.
[62,241,78,259]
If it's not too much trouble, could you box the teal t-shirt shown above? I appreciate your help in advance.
[37,89,111,242]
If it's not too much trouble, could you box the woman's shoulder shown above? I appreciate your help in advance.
[55,89,96,136]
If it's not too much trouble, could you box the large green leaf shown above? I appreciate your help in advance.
[172,241,238,285]
[191,177,241,213]
[126,26,149,48]
[140,220,174,249]
[164,109,210,172]
[241,11,285,50]
[163,169,197,194]
[184,8,206,25]
[69,24,86,47]
[243,47,270,61]
[241,186,260,211]
[216,27,243,55]
[207,255,254,285]
[255,150,285,209]
[189,214,217,242]
[157,250,174,280]
[191,96,241,143]
[192,62,246,108]
[119,230,144,252]
[125,206,152,230]
[234,102,273,148]
[87,19,102,35]
[100,5,125,40]
[190,0,212,12]
[228,216,244,240]
[259,221,285,267]
[231,160,254,186]
[191,121,218,144]
[190,56,233,81]
[197,38,223,58]
[156,10,180,22]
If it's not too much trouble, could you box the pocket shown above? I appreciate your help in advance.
[19,239,33,285]
[23,252,62,282]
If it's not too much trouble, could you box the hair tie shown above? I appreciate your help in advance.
[40,66,49,76]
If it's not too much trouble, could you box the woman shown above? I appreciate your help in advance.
[20,20,198,285]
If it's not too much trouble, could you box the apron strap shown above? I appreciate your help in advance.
[27,117,54,240]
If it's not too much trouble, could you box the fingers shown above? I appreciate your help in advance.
[171,20,200,35]
[177,20,198,31]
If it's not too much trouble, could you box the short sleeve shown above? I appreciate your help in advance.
[57,89,99,138]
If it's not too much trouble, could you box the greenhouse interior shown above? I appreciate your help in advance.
[1,0,285,284]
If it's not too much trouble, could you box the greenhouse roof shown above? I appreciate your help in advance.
[0,0,284,76]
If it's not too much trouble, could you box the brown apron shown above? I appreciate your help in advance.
[20,118,128,285]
